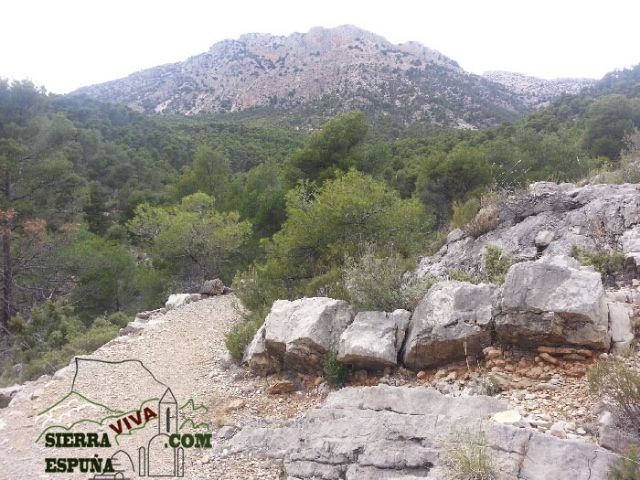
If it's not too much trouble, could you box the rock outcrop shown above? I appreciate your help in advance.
[245,297,354,374]
[402,281,496,369]
[416,182,640,279]
[220,385,619,479]
[496,257,610,349]
[337,310,410,369]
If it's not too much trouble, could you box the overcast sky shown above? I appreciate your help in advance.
[2,0,639,94]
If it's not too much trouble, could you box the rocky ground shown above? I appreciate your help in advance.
[0,295,322,479]
[0,288,637,479]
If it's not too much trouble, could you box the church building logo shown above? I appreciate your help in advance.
[36,358,212,478]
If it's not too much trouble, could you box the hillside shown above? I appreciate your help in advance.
[76,25,541,131]
[483,70,595,108]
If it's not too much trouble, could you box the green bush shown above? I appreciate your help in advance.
[451,197,481,229]
[323,351,348,385]
[571,245,625,276]
[1,301,121,385]
[342,244,437,312]
[445,429,496,480]
[448,269,480,284]
[224,306,269,360]
[608,447,640,480]
[588,359,640,431]
[483,244,513,284]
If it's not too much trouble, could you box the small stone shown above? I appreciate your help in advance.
[224,399,245,412]
[435,369,447,379]
[525,393,537,400]
[493,359,506,367]
[550,421,567,439]
[483,346,502,360]
[417,371,428,380]
[576,427,587,435]
[492,410,522,424]
[563,354,587,361]
[539,353,559,365]
[538,346,575,355]
[267,381,297,395]
[313,376,324,386]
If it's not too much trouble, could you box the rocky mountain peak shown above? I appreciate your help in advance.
[74,25,533,130]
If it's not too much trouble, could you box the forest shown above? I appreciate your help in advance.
[0,64,639,385]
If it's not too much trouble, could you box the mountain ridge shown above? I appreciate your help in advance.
[76,25,585,131]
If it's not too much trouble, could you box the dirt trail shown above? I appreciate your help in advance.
[0,295,318,479]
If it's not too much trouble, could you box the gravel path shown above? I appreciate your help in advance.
[0,295,321,479]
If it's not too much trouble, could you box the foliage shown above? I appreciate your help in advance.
[235,170,432,312]
[323,351,348,385]
[172,145,232,206]
[448,269,480,284]
[451,197,481,229]
[128,193,252,287]
[416,145,493,225]
[477,374,502,396]
[608,447,640,480]
[588,359,640,432]
[286,111,369,184]
[464,194,502,238]
[571,245,625,276]
[224,306,268,361]
[342,245,412,311]
[444,429,496,480]
[483,244,512,284]
[2,301,120,385]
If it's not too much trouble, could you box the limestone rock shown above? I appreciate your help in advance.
[248,297,354,374]
[338,310,410,369]
[243,324,280,375]
[496,258,610,349]
[535,230,555,248]
[608,301,634,354]
[222,385,618,479]
[416,183,640,280]
[0,384,22,408]
[402,281,496,369]
[165,293,202,310]
[201,278,225,296]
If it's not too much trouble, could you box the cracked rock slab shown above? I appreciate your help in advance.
[219,385,619,479]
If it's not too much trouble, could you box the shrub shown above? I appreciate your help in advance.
[224,306,269,360]
[465,204,501,239]
[451,197,481,229]
[483,245,512,284]
[323,351,348,385]
[342,244,435,312]
[477,374,502,396]
[608,447,640,480]
[398,275,436,311]
[445,429,496,480]
[571,245,625,276]
[342,245,412,311]
[588,359,640,431]
[448,269,480,284]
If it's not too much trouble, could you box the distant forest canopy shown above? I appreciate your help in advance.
[0,64,639,384]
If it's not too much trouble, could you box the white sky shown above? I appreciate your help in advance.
[2,0,639,94]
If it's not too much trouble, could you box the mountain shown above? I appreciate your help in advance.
[75,25,537,131]
[483,70,595,108]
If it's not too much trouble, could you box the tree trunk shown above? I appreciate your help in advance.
[0,209,14,330]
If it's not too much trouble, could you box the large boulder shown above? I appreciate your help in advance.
[337,310,410,369]
[496,257,610,349]
[245,297,354,374]
[402,281,496,369]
